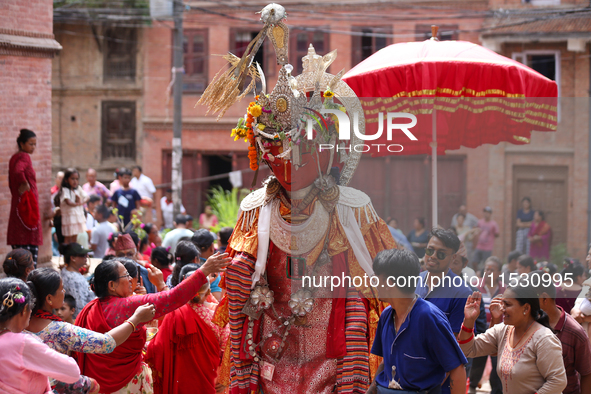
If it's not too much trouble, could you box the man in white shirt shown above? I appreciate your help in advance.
[160,188,186,229]
[131,166,157,222]
[162,214,194,253]
[130,166,156,200]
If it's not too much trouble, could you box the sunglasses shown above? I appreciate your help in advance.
[424,248,452,260]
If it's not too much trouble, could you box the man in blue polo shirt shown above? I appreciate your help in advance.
[415,228,472,394]
[368,249,467,394]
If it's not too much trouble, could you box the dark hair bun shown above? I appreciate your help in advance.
[16,128,36,145]
[3,249,33,281]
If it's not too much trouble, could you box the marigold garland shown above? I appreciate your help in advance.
[249,104,262,117]
[231,101,262,171]
[246,111,258,170]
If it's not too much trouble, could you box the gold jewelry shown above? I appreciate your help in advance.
[125,319,136,331]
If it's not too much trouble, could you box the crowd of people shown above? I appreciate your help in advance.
[387,201,553,270]
[4,128,591,394]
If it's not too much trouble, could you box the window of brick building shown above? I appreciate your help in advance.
[351,26,392,66]
[104,27,137,81]
[101,101,136,161]
[183,29,208,93]
[415,24,458,41]
[513,51,560,87]
[513,50,561,120]
[290,29,329,74]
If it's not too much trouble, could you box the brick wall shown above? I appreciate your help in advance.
[0,0,53,35]
[52,23,144,182]
[0,0,55,268]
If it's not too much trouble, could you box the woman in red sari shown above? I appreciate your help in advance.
[8,129,42,265]
[527,210,552,260]
[146,263,229,394]
[75,251,231,394]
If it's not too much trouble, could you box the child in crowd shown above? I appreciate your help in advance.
[0,277,81,392]
[150,246,173,282]
[110,167,141,228]
[90,205,114,259]
[59,168,88,243]
[85,194,101,231]
[104,231,119,257]
[168,241,200,288]
[56,294,76,324]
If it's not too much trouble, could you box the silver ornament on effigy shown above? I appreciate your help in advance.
[315,248,330,266]
[242,285,274,319]
[288,289,314,317]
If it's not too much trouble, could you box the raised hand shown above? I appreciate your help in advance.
[131,303,156,323]
[147,265,165,291]
[200,252,232,277]
[464,291,482,323]
[489,295,504,321]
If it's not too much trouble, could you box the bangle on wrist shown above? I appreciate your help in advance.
[124,319,136,331]
[461,324,474,333]
[457,334,474,344]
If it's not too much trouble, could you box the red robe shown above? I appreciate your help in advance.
[145,304,221,394]
[75,298,146,393]
[75,270,208,392]
[8,151,42,245]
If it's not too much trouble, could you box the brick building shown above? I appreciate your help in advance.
[52,4,146,182]
[51,0,591,261]
[471,2,591,261]
[0,0,61,265]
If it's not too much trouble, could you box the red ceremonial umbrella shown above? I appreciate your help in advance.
[342,27,558,226]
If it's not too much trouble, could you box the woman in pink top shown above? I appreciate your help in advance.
[199,205,218,230]
[0,277,80,393]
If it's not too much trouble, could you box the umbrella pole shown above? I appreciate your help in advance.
[432,108,438,228]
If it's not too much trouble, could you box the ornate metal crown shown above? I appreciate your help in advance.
[198,3,366,186]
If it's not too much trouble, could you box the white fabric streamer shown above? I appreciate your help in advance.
[336,204,375,277]
[251,200,274,288]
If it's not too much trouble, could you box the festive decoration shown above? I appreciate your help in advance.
[200,9,365,186]
[197,4,392,392]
